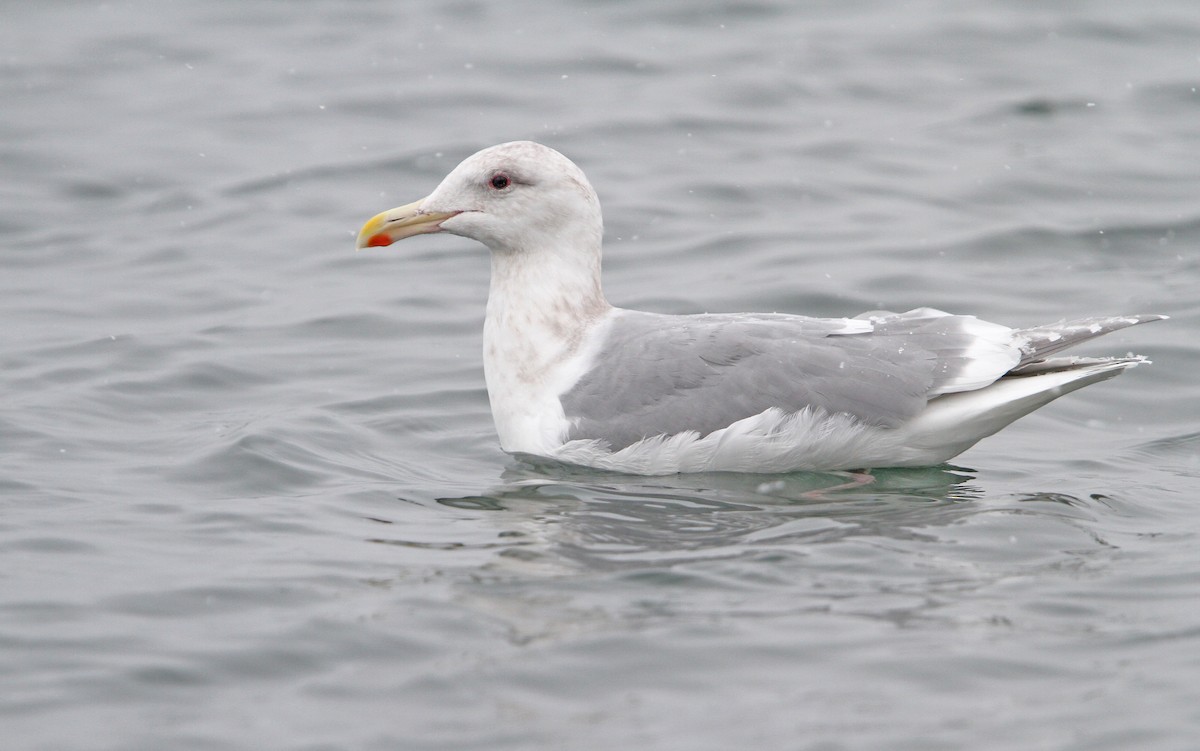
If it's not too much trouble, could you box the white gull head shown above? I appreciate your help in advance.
[433,141,603,258]
[358,140,604,261]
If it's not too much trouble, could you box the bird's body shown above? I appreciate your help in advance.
[357,141,1163,475]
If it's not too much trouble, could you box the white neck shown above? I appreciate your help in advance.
[482,243,612,453]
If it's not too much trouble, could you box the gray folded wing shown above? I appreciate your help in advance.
[560,308,1022,450]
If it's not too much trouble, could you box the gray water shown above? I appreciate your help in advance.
[3,1,1199,749]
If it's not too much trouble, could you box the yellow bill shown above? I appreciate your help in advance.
[356,199,459,249]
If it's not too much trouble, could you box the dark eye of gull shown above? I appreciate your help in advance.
[489,173,510,190]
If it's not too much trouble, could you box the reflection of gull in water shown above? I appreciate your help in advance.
[420,465,983,573]
[358,141,1164,474]
[371,467,1112,647]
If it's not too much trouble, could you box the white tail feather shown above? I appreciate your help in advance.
[893,358,1144,465]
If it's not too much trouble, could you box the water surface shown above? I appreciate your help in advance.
[3,1,1198,749]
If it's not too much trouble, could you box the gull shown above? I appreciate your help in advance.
[356,141,1163,475]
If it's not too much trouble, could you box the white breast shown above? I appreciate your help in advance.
[482,303,615,456]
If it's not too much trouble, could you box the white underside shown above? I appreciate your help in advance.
[540,359,1141,475]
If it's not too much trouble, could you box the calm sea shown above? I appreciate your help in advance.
[3,1,1198,749]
